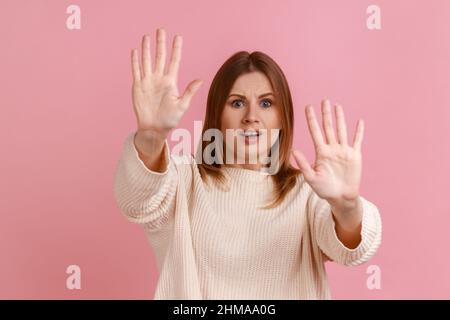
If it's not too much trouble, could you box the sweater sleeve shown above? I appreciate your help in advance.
[113,131,178,230]
[308,187,382,266]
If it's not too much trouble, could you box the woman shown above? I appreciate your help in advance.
[114,28,382,299]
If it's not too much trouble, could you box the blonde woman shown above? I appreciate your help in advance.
[114,28,382,299]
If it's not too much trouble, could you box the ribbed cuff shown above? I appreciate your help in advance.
[122,131,172,193]
[324,195,382,266]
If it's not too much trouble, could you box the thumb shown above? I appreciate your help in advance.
[292,150,315,182]
[180,79,203,109]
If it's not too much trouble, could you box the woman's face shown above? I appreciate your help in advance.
[220,71,282,170]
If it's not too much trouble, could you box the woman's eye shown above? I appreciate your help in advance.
[230,99,272,108]
[231,99,244,108]
[261,99,272,108]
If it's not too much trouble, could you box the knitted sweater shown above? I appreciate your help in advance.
[113,132,382,299]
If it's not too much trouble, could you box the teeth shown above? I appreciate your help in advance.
[239,131,259,137]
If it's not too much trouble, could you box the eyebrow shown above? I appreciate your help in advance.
[227,92,274,99]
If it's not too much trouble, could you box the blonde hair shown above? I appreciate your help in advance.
[196,51,301,209]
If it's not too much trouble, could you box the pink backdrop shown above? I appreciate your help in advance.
[1,0,449,299]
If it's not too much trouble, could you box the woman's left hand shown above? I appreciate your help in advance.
[292,99,364,207]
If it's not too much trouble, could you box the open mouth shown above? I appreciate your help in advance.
[237,129,264,145]
[238,130,262,137]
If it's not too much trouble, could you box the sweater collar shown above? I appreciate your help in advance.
[221,165,273,182]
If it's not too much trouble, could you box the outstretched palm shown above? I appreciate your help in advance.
[131,28,203,138]
[292,99,364,203]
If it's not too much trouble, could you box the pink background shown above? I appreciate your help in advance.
[1,0,449,299]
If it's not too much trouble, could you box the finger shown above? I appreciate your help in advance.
[305,105,326,149]
[292,150,315,182]
[352,119,364,152]
[131,48,141,82]
[335,104,348,145]
[141,34,152,77]
[154,28,167,75]
[321,99,337,144]
[179,79,203,110]
[167,35,182,80]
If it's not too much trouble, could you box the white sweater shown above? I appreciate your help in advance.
[113,132,382,299]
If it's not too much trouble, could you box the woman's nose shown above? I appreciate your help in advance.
[242,102,260,123]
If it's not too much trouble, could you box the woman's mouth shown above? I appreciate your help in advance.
[238,130,262,145]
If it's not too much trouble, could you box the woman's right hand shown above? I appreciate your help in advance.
[131,28,203,141]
